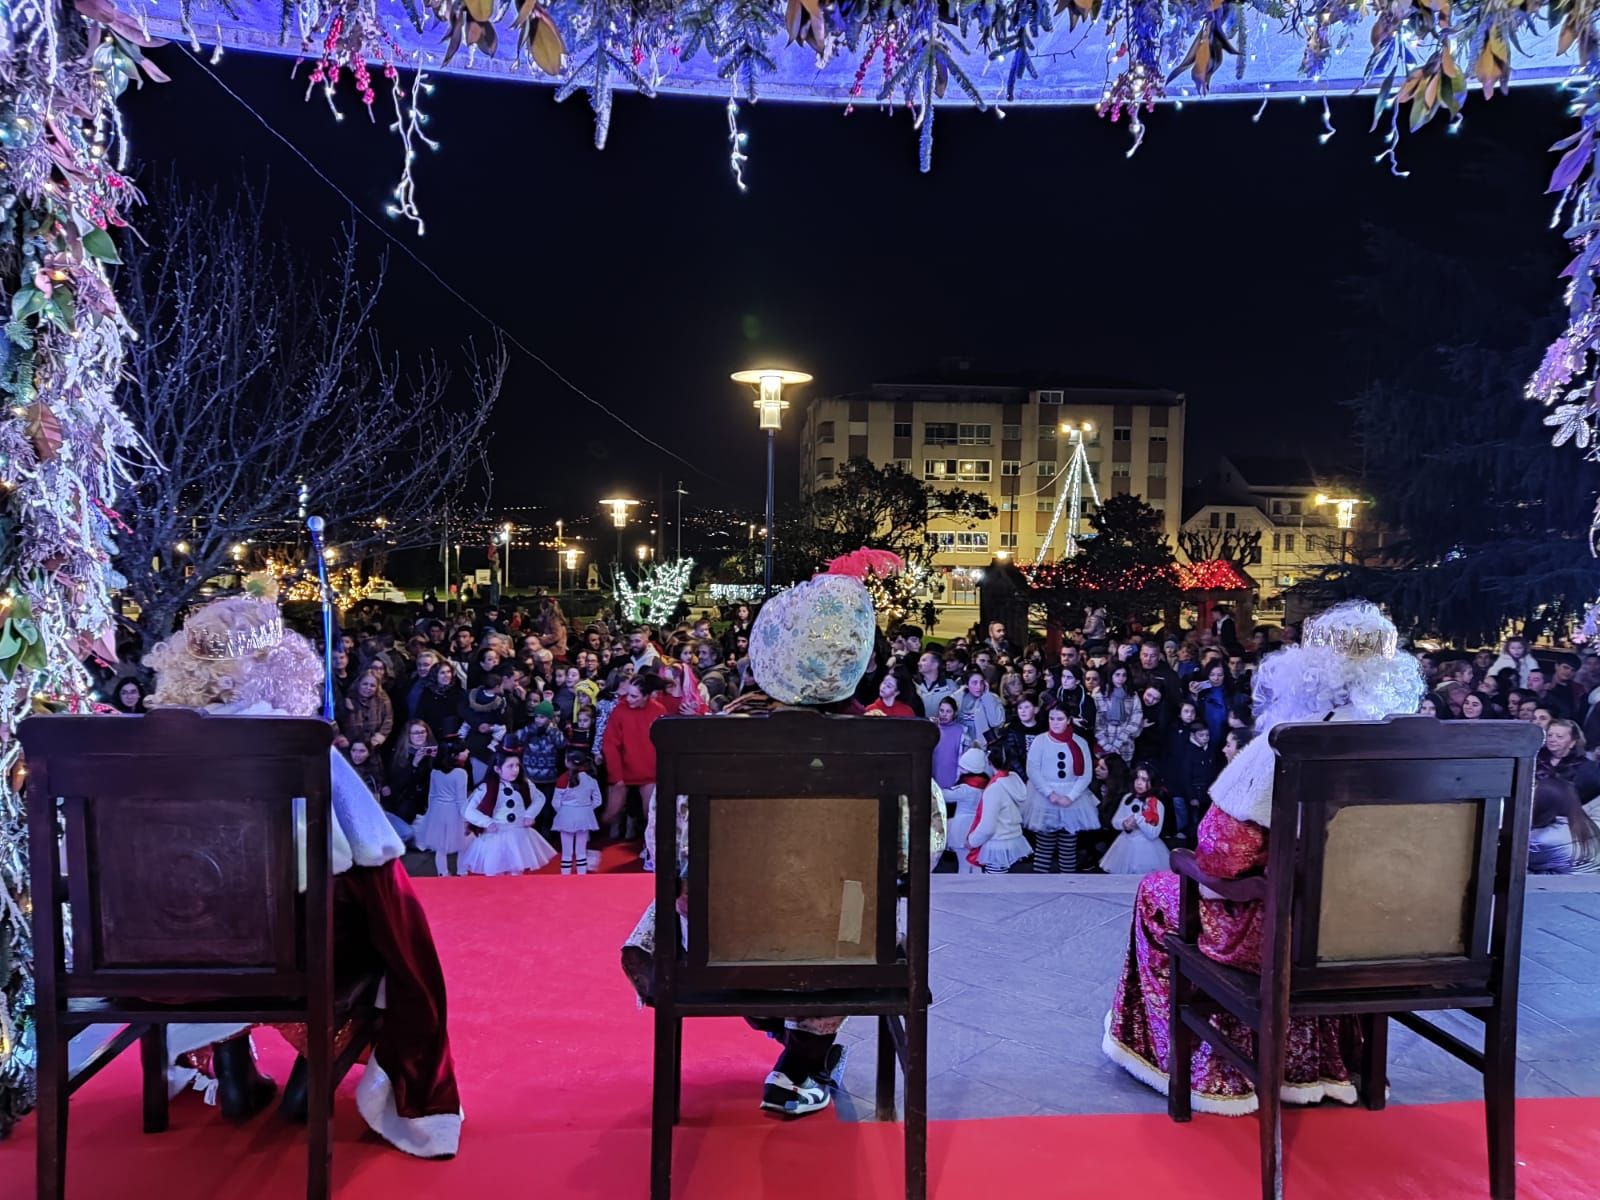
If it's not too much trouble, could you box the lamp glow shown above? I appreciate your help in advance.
[600,497,639,528]
[565,548,580,570]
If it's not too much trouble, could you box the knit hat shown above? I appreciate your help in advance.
[531,700,556,718]
[958,747,991,776]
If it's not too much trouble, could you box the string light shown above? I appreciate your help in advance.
[616,558,695,624]
[386,68,438,235]
[726,91,749,192]
[1319,95,1336,144]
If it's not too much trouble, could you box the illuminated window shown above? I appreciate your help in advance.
[957,459,992,482]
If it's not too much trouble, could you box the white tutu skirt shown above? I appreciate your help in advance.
[552,805,600,834]
[1023,792,1101,834]
[945,801,981,852]
[414,798,469,855]
[1097,831,1170,875]
[974,833,1032,871]
[461,826,558,876]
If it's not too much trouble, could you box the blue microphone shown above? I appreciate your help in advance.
[307,515,336,723]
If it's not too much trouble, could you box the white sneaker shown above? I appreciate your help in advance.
[759,1071,831,1117]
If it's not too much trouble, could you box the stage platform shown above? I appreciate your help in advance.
[6,872,1600,1199]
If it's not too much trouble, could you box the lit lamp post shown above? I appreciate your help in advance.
[498,524,512,595]
[637,544,651,565]
[732,368,811,602]
[565,547,581,591]
[554,518,564,591]
[600,497,639,571]
[1314,493,1363,563]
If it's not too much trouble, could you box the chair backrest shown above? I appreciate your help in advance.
[1265,715,1543,997]
[20,709,333,1003]
[652,708,938,995]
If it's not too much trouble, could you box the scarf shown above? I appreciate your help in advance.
[965,770,1012,867]
[1046,728,1087,775]
[477,776,528,818]
[958,772,989,789]
[1102,685,1131,725]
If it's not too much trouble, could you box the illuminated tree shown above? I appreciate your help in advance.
[1031,493,1179,629]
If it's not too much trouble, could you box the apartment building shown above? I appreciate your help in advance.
[797,366,1185,618]
[1181,455,1384,616]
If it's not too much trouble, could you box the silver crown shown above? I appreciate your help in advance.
[185,607,284,660]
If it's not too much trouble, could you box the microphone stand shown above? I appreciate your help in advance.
[307,515,336,723]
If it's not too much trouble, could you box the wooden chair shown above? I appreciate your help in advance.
[648,708,939,1200]
[1165,714,1543,1200]
[21,708,384,1200]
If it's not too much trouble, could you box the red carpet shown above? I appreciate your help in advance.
[5,874,1597,1199]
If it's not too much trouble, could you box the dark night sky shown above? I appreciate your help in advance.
[121,51,1572,519]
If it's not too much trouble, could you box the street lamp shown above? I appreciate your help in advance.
[600,497,639,569]
[732,367,812,602]
[1314,493,1363,563]
[675,483,688,562]
[637,544,650,564]
[564,547,581,591]
[499,523,513,591]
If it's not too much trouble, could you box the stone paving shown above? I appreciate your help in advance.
[832,873,1600,1122]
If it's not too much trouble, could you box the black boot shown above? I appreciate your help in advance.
[278,1055,309,1123]
[213,1036,276,1121]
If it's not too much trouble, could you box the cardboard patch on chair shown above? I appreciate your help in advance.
[1317,802,1479,961]
[704,795,880,964]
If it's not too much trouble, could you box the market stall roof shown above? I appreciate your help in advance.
[1177,559,1255,593]
[137,1,1574,107]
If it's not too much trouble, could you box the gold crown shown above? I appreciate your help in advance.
[185,601,285,660]
[1301,603,1398,661]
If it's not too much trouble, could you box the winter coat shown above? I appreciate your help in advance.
[339,688,394,748]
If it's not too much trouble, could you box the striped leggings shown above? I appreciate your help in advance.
[1031,829,1079,873]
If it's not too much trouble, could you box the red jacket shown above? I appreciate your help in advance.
[604,696,666,786]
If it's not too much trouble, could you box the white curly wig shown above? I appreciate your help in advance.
[145,593,324,716]
[1251,600,1425,734]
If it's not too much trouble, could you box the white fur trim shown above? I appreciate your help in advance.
[1206,733,1277,829]
[1100,1011,1361,1114]
[164,1022,250,1059]
[1101,1011,1257,1116]
[354,1056,463,1159]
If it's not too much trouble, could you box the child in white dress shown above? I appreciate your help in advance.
[414,741,471,877]
[1024,704,1098,873]
[942,746,991,874]
[1098,764,1170,875]
[966,743,1033,873]
[551,749,603,875]
[461,753,559,876]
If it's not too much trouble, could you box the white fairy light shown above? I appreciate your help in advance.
[726,91,749,192]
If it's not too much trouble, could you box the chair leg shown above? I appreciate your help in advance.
[36,1019,67,1200]
[1360,1014,1388,1112]
[1483,1003,1517,1200]
[1168,959,1193,1123]
[1256,1018,1286,1200]
[671,1016,683,1127]
[874,1015,897,1122]
[651,1006,676,1200]
[140,1025,170,1134]
[904,1004,929,1200]
[306,1023,332,1200]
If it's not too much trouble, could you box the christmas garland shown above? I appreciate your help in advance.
[0,0,153,1132]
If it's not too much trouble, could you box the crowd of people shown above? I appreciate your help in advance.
[97,592,1600,880]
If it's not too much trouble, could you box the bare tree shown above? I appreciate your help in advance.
[114,182,506,650]
[1178,526,1262,567]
